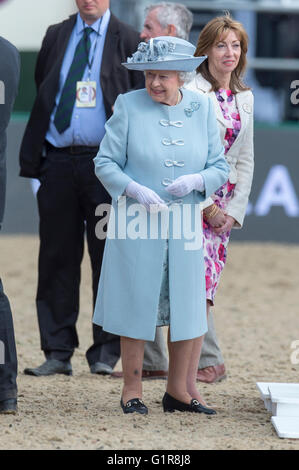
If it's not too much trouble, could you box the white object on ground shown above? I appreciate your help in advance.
[271,416,299,439]
[256,382,299,416]
[256,382,299,438]
[268,384,299,417]
[256,382,275,412]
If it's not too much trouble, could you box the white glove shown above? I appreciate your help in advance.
[126,181,168,212]
[166,173,205,197]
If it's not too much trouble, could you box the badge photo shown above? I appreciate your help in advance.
[76,81,97,108]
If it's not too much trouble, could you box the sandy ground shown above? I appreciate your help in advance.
[0,235,299,450]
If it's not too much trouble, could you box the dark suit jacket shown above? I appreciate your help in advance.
[0,37,20,228]
[19,13,143,178]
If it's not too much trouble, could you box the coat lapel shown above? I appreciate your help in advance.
[45,16,76,83]
[43,15,77,106]
[101,14,119,81]
[232,91,249,146]
[193,74,227,128]
[192,74,252,153]
[210,91,228,129]
[54,15,77,73]
[59,15,76,53]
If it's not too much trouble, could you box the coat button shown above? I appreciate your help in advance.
[162,178,173,186]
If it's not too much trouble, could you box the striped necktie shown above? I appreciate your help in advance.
[54,27,93,134]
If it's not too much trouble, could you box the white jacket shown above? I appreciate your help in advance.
[185,73,254,228]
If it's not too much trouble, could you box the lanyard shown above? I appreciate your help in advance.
[82,18,102,81]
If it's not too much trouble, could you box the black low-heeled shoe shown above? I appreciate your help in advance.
[120,398,148,415]
[162,392,216,415]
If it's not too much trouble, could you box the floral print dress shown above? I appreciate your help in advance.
[203,89,241,304]
[157,89,240,324]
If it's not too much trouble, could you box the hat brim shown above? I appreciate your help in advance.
[122,56,207,72]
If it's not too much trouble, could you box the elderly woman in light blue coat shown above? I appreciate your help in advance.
[93,37,229,415]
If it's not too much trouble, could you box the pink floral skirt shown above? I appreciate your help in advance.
[203,180,236,304]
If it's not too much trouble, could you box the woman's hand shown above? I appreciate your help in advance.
[126,181,168,212]
[166,173,204,197]
[213,215,236,235]
[206,208,226,228]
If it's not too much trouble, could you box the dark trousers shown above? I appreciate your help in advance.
[0,279,18,401]
[36,146,120,366]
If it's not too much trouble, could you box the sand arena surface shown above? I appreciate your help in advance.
[0,235,299,450]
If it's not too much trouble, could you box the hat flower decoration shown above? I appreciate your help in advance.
[122,36,207,72]
[128,40,176,64]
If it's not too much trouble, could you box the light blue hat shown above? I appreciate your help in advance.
[122,36,207,72]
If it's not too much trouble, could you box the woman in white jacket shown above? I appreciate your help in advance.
[185,14,254,396]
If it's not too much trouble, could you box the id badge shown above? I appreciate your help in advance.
[76,81,96,107]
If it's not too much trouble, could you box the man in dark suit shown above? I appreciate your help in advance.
[20,0,142,376]
[0,36,20,413]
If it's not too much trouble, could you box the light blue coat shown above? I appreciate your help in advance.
[93,88,229,342]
